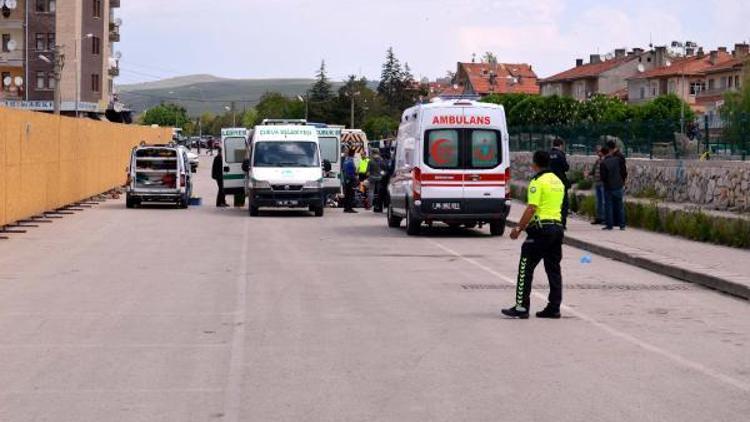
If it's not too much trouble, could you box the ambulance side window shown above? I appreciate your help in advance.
[470,130,501,169]
[425,130,460,169]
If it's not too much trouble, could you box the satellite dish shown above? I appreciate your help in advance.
[3,76,11,87]
[665,60,672,67]
[114,18,123,26]
[7,0,16,8]
[6,39,16,52]
[14,76,23,86]
[114,51,122,59]
[605,52,615,60]
[637,64,645,73]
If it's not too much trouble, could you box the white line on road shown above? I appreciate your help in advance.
[222,217,250,422]
[431,240,750,394]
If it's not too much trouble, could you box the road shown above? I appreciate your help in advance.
[0,155,748,422]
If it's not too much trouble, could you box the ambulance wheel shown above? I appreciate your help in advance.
[126,195,136,209]
[387,204,402,228]
[312,205,325,217]
[249,204,259,217]
[405,205,421,236]
[490,220,506,236]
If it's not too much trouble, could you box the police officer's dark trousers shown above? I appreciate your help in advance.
[215,178,227,207]
[515,224,564,311]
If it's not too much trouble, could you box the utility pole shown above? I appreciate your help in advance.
[52,46,65,115]
[231,101,236,127]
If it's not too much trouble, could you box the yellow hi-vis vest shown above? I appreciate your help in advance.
[358,158,370,175]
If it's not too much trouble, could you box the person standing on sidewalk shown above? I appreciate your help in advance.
[367,150,386,213]
[343,149,358,214]
[549,138,571,229]
[590,146,606,225]
[212,147,228,208]
[606,140,627,225]
[600,147,626,230]
[502,151,565,320]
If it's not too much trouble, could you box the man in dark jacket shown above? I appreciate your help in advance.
[212,148,228,208]
[600,147,625,230]
[549,138,570,228]
[605,140,627,229]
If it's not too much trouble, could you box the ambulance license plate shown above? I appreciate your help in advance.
[277,200,299,206]
[432,202,461,211]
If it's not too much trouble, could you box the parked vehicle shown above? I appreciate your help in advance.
[178,146,199,172]
[126,145,193,208]
[316,126,343,199]
[243,122,325,217]
[386,99,511,235]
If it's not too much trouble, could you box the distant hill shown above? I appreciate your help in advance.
[118,75,327,116]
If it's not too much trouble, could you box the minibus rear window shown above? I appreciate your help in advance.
[470,130,500,168]
[426,130,460,169]
[224,137,247,163]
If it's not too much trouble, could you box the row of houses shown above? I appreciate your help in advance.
[436,42,749,118]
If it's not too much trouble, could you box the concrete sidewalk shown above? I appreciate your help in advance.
[507,204,750,300]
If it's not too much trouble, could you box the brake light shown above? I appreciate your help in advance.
[412,167,422,201]
[180,174,186,187]
[505,167,511,199]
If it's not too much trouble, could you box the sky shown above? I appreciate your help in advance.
[116,0,750,85]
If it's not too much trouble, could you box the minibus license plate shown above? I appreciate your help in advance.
[277,200,299,206]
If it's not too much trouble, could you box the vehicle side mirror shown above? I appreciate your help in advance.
[322,159,332,172]
[191,167,197,174]
[241,159,250,173]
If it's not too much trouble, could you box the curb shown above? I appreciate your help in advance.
[506,219,750,301]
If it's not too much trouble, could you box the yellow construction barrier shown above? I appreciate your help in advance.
[0,107,172,227]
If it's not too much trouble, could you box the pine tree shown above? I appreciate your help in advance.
[310,60,333,102]
[378,47,403,110]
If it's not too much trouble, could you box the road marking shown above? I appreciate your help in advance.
[222,218,250,422]
[431,240,750,393]
[0,388,224,395]
[0,344,229,349]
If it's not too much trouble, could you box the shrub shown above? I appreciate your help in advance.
[577,179,594,190]
[578,196,597,218]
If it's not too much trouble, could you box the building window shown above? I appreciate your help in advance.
[35,0,55,13]
[708,79,715,90]
[35,33,46,50]
[47,33,55,50]
[91,36,101,55]
[728,77,733,89]
[93,0,102,17]
[48,74,56,89]
[668,80,676,94]
[650,82,658,97]
[1,34,10,52]
[736,76,741,88]
[36,71,46,89]
[689,82,705,95]
[91,73,100,92]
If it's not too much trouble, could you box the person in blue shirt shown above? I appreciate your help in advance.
[343,149,357,213]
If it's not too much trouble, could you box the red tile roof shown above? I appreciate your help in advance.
[459,62,539,95]
[630,51,734,79]
[541,56,635,83]
[702,56,748,74]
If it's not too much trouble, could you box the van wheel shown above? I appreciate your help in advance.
[387,204,402,228]
[490,220,506,236]
[249,204,259,217]
[126,194,135,209]
[313,205,325,217]
[405,205,421,236]
[178,194,189,209]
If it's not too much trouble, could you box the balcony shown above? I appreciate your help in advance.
[110,0,120,8]
[109,66,120,77]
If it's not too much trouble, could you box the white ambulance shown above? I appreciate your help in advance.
[316,126,343,196]
[244,123,325,217]
[386,99,511,236]
[221,127,251,204]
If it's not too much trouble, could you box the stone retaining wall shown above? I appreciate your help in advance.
[511,152,750,212]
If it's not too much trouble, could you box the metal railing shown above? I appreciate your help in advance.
[509,114,749,160]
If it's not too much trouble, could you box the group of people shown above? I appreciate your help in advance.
[342,149,391,214]
[501,139,630,320]
[591,140,628,231]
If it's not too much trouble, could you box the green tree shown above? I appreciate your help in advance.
[254,92,305,124]
[310,60,333,102]
[363,115,399,139]
[482,51,498,64]
[241,108,258,128]
[720,64,750,151]
[378,47,404,113]
[142,103,189,128]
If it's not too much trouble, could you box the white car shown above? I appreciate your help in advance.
[178,146,199,172]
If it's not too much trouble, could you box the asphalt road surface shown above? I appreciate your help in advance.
[1,156,748,422]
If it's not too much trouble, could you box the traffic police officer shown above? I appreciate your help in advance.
[502,151,565,319]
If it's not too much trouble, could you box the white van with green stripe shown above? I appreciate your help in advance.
[221,128,251,202]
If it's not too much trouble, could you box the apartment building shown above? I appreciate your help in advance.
[627,48,734,111]
[0,0,122,115]
[446,61,540,96]
[0,0,26,100]
[539,47,668,101]
[696,43,749,116]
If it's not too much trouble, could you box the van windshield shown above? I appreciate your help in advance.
[424,129,502,169]
[253,141,320,168]
[319,137,339,163]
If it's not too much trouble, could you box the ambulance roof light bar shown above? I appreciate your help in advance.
[261,119,308,126]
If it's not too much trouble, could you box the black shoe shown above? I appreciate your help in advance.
[501,306,529,319]
[591,219,603,225]
[602,226,613,231]
[619,226,626,231]
[536,306,561,319]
